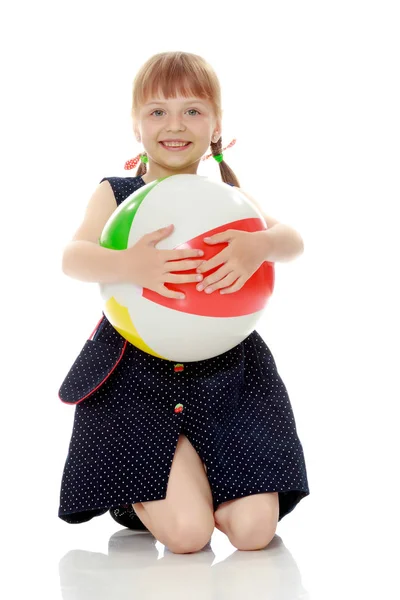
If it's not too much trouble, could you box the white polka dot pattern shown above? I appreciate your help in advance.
[57,176,310,524]
[59,338,126,404]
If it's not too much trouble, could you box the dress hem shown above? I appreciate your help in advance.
[58,486,309,523]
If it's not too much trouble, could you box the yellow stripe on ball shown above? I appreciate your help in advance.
[104,296,168,360]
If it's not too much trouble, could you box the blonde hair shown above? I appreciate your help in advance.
[131,51,240,187]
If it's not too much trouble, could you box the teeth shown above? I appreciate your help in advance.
[162,142,189,147]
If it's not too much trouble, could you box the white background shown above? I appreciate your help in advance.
[1,0,399,598]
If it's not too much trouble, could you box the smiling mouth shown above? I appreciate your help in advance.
[159,142,192,150]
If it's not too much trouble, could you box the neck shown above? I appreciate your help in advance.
[140,161,201,184]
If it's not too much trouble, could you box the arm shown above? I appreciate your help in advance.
[236,187,304,262]
[62,180,128,283]
[254,226,304,263]
[62,241,128,283]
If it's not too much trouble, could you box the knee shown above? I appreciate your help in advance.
[227,514,277,551]
[164,517,214,554]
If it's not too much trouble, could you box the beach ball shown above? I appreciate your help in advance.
[99,174,274,362]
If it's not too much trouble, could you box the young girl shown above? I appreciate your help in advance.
[58,51,310,554]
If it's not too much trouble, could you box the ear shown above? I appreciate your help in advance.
[218,115,223,133]
[133,126,141,142]
[132,117,140,139]
[213,111,222,137]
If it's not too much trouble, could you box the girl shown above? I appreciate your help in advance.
[58,51,310,554]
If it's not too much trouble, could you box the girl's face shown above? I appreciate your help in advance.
[133,95,221,180]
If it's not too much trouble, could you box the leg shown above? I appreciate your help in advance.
[133,434,215,554]
[214,492,279,551]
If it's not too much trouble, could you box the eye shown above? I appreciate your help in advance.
[150,109,201,117]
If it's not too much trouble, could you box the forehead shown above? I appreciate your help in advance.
[143,96,210,107]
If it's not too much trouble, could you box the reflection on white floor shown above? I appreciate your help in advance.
[3,485,397,600]
[59,529,309,600]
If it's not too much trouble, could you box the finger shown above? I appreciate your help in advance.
[199,265,233,290]
[202,271,238,294]
[203,230,234,245]
[165,259,204,272]
[164,273,204,284]
[219,276,246,295]
[158,285,186,300]
[196,248,229,273]
[164,248,204,261]
[146,224,174,245]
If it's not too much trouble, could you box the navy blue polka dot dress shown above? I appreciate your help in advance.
[58,175,310,524]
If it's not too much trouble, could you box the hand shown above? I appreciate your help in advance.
[120,224,204,300]
[196,229,270,295]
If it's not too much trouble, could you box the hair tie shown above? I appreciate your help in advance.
[124,138,236,170]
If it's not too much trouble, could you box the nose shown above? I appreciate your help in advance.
[165,114,186,131]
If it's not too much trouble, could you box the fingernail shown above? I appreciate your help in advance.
[205,288,213,294]
[198,250,204,256]
[197,284,204,291]
[196,275,203,281]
